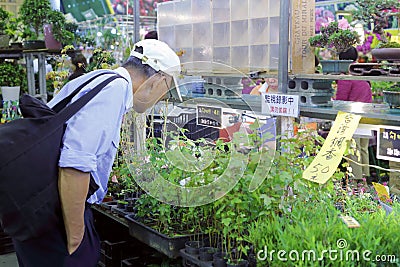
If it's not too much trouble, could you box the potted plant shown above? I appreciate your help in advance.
[19,0,52,49]
[353,0,400,44]
[382,83,400,108]
[0,62,26,122]
[309,18,360,73]
[0,7,13,48]
[0,62,26,97]
[371,41,400,62]
[44,10,75,50]
[353,0,400,62]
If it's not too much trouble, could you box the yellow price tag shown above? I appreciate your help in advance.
[303,111,361,184]
[372,182,390,201]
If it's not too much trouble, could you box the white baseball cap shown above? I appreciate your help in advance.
[130,39,182,101]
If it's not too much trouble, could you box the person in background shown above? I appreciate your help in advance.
[249,78,279,95]
[144,30,158,40]
[12,39,181,267]
[335,47,372,182]
[241,77,255,94]
[68,53,88,81]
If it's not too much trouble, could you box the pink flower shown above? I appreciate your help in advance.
[315,17,326,32]
[321,17,335,28]
[323,10,335,21]
[111,175,119,183]
[316,7,323,16]
[338,18,351,30]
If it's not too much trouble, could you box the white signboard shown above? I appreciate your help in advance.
[261,93,299,117]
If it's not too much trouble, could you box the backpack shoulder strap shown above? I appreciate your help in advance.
[52,71,122,113]
[56,74,127,124]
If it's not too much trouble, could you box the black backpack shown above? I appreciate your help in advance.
[0,72,124,241]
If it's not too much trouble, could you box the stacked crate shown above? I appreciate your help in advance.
[148,108,220,142]
[287,79,334,106]
[98,240,130,267]
[0,226,14,255]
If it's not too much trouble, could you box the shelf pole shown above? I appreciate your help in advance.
[134,0,140,43]
[277,0,295,143]
[278,0,291,94]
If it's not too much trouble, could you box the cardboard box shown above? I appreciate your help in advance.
[291,0,315,74]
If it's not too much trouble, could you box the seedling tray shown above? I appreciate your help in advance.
[180,248,213,267]
[125,215,199,258]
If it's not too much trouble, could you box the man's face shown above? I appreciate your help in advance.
[132,71,173,113]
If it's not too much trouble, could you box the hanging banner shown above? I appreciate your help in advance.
[303,111,361,184]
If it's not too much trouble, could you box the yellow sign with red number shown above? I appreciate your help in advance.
[303,111,361,184]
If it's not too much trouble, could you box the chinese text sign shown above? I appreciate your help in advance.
[197,105,222,129]
[261,93,299,117]
[303,111,361,184]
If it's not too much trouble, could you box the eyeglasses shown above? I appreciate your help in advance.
[158,71,173,89]
[152,71,174,100]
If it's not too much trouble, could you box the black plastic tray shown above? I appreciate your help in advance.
[180,248,213,267]
[99,201,118,210]
[125,215,199,259]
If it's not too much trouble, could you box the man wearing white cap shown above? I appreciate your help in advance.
[12,39,181,266]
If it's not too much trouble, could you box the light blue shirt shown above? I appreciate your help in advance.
[47,67,133,204]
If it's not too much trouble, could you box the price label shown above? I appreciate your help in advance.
[303,111,361,184]
[197,105,222,129]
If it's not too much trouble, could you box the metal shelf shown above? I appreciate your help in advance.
[291,73,400,82]
[300,102,400,126]
[177,95,400,127]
